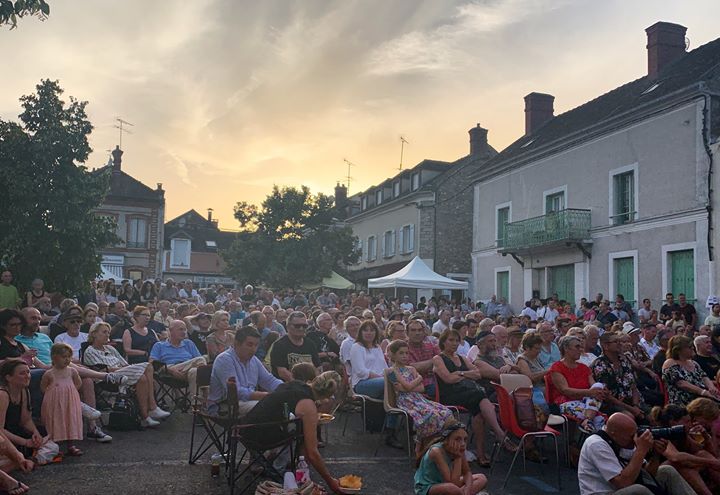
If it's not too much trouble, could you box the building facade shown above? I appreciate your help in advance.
[95,146,165,281]
[471,22,720,317]
[162,209,237,287]
[342,125,496,299]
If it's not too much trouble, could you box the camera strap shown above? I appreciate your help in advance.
[594,432,666,495]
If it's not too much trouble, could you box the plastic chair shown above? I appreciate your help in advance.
[500,373,568,463]
[490,382,561,491]
[373,368,413,460]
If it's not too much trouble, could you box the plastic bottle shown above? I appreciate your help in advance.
[210,453,222,478]
[295,456,310,484]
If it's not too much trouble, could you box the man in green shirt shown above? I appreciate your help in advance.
[0,271,21,309]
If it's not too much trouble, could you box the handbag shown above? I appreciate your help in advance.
[108,394,141,431]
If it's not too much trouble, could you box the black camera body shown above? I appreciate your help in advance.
[637,425,685,440]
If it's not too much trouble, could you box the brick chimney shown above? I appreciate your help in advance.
[334,183,348,218]
[468,123,488,155]
[207,208,214,222]
[111,145,123,173]
[524,93,554,135]
[646,22,687,80]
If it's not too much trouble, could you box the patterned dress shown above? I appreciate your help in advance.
[663,361,709,406]
[390,366,454,439]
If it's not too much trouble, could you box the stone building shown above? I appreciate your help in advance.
[342,124,496,300]
[95,146,165,280]
[471,22,720,317]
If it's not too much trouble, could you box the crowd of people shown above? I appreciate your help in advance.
[1,268,720,494]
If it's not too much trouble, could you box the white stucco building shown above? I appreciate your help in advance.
[472,22,720,317]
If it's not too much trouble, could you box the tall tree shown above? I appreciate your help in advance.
[0,79,119,295]
[0,0,49,28]
[223,186,358,288]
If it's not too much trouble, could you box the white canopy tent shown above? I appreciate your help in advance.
[367,256,468,290]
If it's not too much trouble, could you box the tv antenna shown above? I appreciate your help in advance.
[343,158,356,193]
[398,135,409,170]
[114,117,134,149]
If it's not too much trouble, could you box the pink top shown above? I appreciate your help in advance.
[548,360,591,404]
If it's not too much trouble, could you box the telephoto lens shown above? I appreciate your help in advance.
[636,425,685,440]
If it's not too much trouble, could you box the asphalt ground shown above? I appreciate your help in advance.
[14,410,581,495]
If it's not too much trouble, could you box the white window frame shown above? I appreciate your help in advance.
[399,224,414,254]
[494,266,512,302]
[382,230,396,258]
[367,236,377,262]
[608,163,639,226]
[126,217,148,249]
[661,241,696,300]
[542,185,568,214]
[411,173,420,191]
[494,201,512,243]
[608,250,639,306]
[393,181,400,198]
[170,238,191,269]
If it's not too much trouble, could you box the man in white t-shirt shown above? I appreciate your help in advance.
[399,296,414,312]
[520,300,538,320]
[54,313,88,362]
[578,413,694,495]
[431,310,450,334]
[537,299,559,323]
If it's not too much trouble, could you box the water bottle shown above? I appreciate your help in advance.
[210,453,222,478]
[283,471,298,489]
[295,456,310,484]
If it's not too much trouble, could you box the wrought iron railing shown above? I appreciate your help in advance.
[497,208,591,251]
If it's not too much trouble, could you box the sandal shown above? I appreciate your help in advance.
[501,435,518,453]
[4,481,29,495]
[66,446,83,456]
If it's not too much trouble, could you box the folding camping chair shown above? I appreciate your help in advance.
[226,416,304,495]
[153,360,192,412]
[188,365,239,465]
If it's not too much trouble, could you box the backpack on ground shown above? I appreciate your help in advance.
[108,394,141,431]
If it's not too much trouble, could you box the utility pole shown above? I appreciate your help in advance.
[343,158,356,194]
[114,117,134,149]
[399,135,409,171]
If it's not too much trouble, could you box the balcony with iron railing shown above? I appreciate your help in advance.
[497,208,592,253]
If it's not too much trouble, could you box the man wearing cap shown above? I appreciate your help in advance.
[591,332,645,419]
[624,324,663,406]
[186,312,212,355]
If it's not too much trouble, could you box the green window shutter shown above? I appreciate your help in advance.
[670,250,694,301]
[549,264,575,304]
[614,257,635,306]
[613,172,634,225]
[497,207,509,244]
[496,271,509,301]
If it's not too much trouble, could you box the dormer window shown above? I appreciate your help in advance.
[376,190,383,205]
[361,196,368,211]
[411,173,420,191]
[393,182,400,198]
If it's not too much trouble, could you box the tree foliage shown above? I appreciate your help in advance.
[223,186,359,288]
[0,79,119,295]
[0,0,49,29]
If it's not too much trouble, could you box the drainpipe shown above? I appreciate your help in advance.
[701,91,715,296]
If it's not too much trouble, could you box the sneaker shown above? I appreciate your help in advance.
[105,373,129,386]
[148,407,171,420]
[141,417,160,428]
[87,426,112,443]
[81,402,101,420]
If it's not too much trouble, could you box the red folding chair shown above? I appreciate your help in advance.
[490,383,561,491]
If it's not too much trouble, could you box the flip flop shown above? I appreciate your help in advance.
[4,481,29,495]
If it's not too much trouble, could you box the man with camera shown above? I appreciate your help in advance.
[578,413,696,495]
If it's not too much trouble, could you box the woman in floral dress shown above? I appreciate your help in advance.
[662,335,720,406]
[387,340,454,443]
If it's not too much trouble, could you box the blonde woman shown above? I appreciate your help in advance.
[381,320,407,354]
[206,311,232,362]
[83,323,169,427]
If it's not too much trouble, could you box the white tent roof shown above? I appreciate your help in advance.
[368,257,468,290]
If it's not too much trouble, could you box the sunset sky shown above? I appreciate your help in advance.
[1,1,718,229]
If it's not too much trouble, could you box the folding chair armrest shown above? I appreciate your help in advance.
[151,361,168,373]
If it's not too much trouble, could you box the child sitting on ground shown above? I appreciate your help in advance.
[414,421,487,495]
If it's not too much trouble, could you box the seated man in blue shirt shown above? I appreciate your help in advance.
[149,319,207,393]
[208,326,282,415]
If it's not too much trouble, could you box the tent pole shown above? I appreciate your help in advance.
[394,287,397,298]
